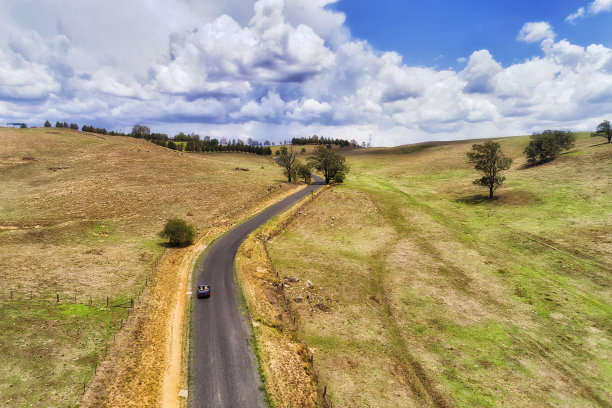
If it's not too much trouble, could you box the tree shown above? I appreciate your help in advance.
[307,145,349,184]
[524,130,576,163]
[466,141,512,199]
[70,123,79,130]
[278,146,298,182]
[44,120,51,127]
[159,218,195,247]
[131,124,151,139]
[592,120,611,143]
[296,161,312,183]
[301,147,306,154]
[55,121,63,128]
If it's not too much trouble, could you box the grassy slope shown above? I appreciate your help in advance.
[267,133,612,407]
[0,127,291,407]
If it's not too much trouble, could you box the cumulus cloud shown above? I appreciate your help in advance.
[460,50,503,94]
[0,0,612,145]
[517,22,556,43]
[566,0,612,22]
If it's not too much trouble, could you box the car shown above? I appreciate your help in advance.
[197,284,211,298]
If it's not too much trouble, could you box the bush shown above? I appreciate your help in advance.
[334,173,345,183]
[159,218,195,247]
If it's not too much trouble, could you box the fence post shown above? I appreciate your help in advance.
[30,292,32,300]
[323,385,327,397]
[120,319,123,329]
[89,296,92,305]
[10,291,13,300]
[56,294,59,303]
[130,298,134,308]
[106,297,109,307]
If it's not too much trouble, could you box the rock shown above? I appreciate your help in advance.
[305,280,313,288]
[314,303,330,312]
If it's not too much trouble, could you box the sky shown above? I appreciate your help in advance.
[0,0,611,146]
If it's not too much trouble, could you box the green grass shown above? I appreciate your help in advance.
[268,133,612,407]
[0,301,126,407]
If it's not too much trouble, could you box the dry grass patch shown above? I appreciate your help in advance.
[0,127,294,407]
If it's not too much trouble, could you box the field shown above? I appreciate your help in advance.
[267,133,612,407]
[0,127,293,407]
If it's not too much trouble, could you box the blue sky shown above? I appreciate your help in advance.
[0,0,611,146]
[334,0,611,68]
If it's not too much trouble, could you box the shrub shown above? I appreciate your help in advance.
[334,172,345,183]
[159,218,195,247]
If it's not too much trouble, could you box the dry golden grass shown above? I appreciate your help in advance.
[268,134,612,407]
[0,127,294,407]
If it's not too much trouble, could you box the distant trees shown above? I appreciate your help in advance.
[44,120,51,127]
[69,123,78,130]
[131,124,151,138]
[291,135,355,147]
[466,141,512,199]
[592,120,611,143]
[55,121,63,128]
[524,130,576,164]
[278,146,298,182]
[159,218,195,247]
[307,145,349,184]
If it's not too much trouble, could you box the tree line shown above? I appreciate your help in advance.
[291,135,358,147]
[467,120,609,199]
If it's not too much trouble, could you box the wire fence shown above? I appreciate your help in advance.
[0,251,165,398]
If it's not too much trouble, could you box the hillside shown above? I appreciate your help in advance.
[0,127,293,407]
[267,133,612,407]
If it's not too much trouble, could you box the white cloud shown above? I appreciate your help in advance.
[566,0,612,22]
[566,7,586,23]
[460,50,503,94]
[0,0,611,146]
[517,22,556,43]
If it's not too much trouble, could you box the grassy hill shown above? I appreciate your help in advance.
[0,127,292,407]
[268,133,612,407]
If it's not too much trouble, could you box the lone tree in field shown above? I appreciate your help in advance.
[44,120,51,127]
[466,141,512,199]
[307,145,349,184]
[524,130,576,163]
[159,218,195,247]
[278,146,298,182]
[592,120,611,143]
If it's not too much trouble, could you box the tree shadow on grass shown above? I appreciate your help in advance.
[454,194,496,205]
[157,241,190,249]
[518,158,554,170]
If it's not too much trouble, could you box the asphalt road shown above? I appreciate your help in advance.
[190,177,323,408]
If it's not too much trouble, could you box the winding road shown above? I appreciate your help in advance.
[190,177,323,408]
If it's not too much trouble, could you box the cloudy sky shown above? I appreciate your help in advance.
[1,0,611,146]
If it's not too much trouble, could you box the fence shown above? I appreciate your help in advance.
[1,250,165,397]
